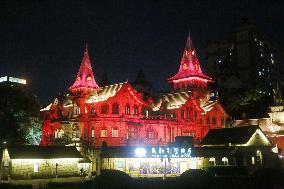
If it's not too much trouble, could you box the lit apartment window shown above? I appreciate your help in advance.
[112,128,118,137]
[101,129,107,137]
[222,157,229,165]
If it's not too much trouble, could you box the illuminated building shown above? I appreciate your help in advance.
[41,34,229,148]
[205,18,284,118]
[233,104,284,155]
[100,126,279,177]
[1,146,90,179]
[0,76,27,86]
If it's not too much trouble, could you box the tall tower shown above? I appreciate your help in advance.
[168,33,212,92]
[69,45,99,93]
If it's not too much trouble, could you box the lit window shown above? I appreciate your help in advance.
[101,129,107,137]
[259,41,263,46]
[209,157,216,166]
[73,105,80,115]
[55,129,64,139]
[222,157,229,165]
[260,53,264,58]
[218,59,222,64]
[91,128,95,138]
[112,128,118,137]
[84,107,88,114]
[192,50,195,55]
[251,157,255,165]
[34,162,39,173]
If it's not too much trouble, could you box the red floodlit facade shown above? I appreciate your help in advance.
[41,34,229,147]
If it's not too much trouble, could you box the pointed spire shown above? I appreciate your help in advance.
[168,32,212,90]
[185,32,195,50]
[69,44,99,92]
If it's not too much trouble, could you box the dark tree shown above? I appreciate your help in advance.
[0,83,42,145]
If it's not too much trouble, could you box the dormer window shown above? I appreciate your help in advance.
[101,104,109,114]
[112,103,119,114]
[125,104,130,115]
[133,105,138,115]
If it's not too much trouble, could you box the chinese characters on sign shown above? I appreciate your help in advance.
[134,147,192,158]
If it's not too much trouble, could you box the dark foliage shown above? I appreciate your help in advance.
[0,84,42,145]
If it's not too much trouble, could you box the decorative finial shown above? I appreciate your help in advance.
[85,43,88,54]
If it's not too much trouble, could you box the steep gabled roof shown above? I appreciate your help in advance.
[151,91,191,110]
[86,82,125,103]
[201,126,266,145]
[7,146,83,159]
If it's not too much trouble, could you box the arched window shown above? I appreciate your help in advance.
[73,105,80,115]
[212,117,216,124]
[125,104,130,115]
[206,117,210,125]
[112,103,119,114]
[186,108,189,119]
[101,104,109,114]
[209,157,216,166]
[133,105,139,115]
[55,129,64,139]
[91,108,96,114]
[222,157,229,165]
[256,150,263,165]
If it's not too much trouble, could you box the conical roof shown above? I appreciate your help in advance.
[168,33,212,82]
[69,45,99,92]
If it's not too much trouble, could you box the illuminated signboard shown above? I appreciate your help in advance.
[134,147,191,158]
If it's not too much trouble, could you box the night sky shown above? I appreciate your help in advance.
[1,0,284,104]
